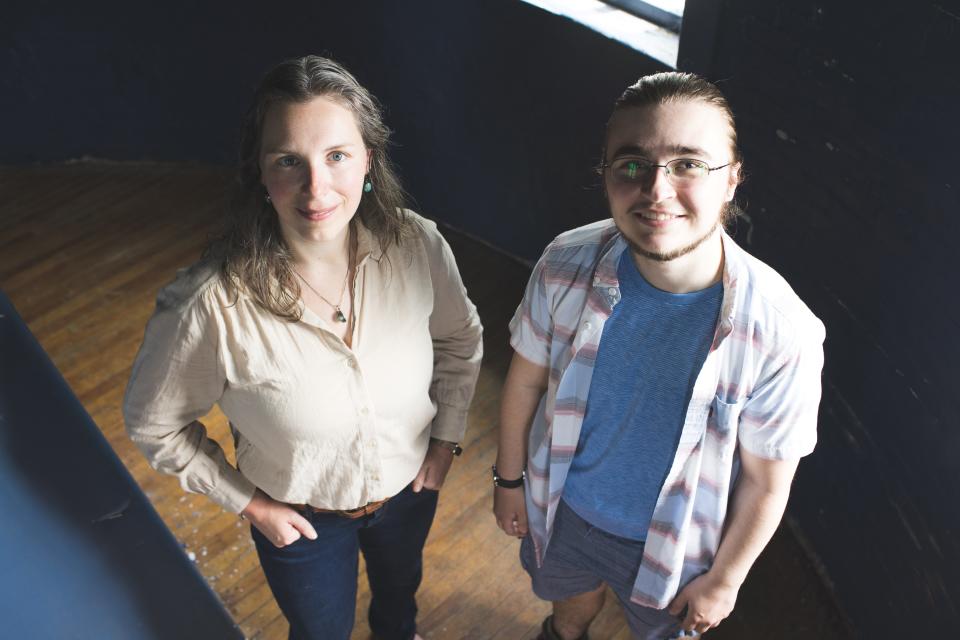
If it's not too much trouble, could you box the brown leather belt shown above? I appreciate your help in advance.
[300,497,390,519]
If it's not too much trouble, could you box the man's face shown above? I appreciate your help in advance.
[603,100,740,263]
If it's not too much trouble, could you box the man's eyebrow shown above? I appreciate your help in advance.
[261,142,360,155]
[609,144,712,159]
[667,144,711,158]
[609,144,650,159]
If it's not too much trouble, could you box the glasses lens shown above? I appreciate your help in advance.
[666,159,709,180]
[610,158,651,182]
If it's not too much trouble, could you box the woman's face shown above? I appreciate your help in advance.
[259,96,370,246]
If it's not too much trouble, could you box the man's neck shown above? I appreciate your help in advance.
[631,232,725,294]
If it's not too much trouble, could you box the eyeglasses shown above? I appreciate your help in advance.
[602,157,731,186]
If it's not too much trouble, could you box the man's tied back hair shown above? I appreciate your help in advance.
[608,71,742,165]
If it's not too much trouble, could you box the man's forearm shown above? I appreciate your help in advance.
[495,353,548,478]
[707,454,798,588]
[495,383,539,477]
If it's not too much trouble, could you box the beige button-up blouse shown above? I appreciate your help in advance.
[123,212,483,513]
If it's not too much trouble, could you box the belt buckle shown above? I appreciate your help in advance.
[339,504,369,517]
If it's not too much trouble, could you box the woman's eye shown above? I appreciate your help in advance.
[330,151,347,162]
[278,156,299,168]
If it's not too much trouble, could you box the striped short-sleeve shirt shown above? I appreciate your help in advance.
[509,219,825,608]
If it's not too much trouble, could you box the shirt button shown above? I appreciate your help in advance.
[583,321,592,331]
[359,407,369,417]
[607,287,617,296]
[593,277,601,286]
[347,358,358,369]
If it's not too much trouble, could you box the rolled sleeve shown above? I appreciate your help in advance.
[508,249,553,367]
[418,217,483,443]
[123,282,256,513]
[738,324,826,460]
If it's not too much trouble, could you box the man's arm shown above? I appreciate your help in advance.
[493,351,549,538]
[667,449,800,635]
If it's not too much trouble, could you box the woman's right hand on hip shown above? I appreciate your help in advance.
[241,488,319,547]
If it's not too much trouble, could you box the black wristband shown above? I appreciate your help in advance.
[492,464,525,488]
[430,437,463,456]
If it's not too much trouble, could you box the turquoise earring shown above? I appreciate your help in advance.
[363,178,373,193]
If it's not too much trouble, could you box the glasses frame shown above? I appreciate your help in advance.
[601,157,732,186]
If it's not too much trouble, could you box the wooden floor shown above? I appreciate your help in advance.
[0,163,852,639]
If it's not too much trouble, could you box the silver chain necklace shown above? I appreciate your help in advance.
[294,266,350,323]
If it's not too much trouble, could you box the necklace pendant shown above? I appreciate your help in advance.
[334,307,347,323]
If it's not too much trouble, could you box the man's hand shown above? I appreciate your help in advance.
[665,449,798,633]
[667,571,739,635]
[241,488,318,548]
[493,485,528,537]
[412,440,456,492]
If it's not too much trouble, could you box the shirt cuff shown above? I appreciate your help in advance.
[430,403,469,443]
[206,463,258,514]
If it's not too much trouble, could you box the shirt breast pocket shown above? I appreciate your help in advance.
[231,345,288,389]
[708,396,742,452]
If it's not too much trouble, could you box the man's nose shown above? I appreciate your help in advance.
[642,165,677,201]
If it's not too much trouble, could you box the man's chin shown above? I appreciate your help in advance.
[622,222,720,263]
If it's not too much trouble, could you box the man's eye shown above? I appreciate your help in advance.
[618,160,649,179]
[278,156,299,168]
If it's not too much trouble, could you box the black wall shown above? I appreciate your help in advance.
[707,2,960,636]
[3,0,651,258]
[5,1,959,636]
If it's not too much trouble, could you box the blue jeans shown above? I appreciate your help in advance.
[251,484,439,640]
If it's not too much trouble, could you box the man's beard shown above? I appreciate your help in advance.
[626,214,721,263]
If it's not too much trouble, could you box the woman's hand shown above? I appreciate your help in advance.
[241,488,318,548]
[493,485,528,538]
[412,440,456,492]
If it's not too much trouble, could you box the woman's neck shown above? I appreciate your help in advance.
[286,223,353,271]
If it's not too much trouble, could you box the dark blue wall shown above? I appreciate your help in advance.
[6,1,959,636]
[706,2,960,636]
[3,0,655,258]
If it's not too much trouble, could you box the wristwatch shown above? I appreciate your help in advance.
[492,464,525,488]
[430,437,463,456]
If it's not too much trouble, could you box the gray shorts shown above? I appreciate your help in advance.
[520,500,696,640]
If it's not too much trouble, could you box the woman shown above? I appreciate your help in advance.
[124,56,483,640]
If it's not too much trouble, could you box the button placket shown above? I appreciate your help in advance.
[346,355,383,494]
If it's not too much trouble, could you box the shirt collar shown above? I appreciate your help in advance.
[596,225,744,344]
[353,216,383,265]
[714,229,744,344]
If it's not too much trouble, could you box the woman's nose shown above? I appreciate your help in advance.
[303,164,329,197]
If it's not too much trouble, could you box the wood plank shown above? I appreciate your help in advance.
[0,163,851,640]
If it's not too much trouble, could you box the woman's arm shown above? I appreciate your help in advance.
[123,275,256,513]
[411,216,483,490]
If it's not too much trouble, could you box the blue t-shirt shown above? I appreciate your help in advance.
[562,250,722,541]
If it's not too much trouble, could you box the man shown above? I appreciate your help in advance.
[493,72,825,639]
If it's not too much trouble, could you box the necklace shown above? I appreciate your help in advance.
[294,264,350,323]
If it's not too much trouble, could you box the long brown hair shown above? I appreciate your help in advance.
[209,55,412,320]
